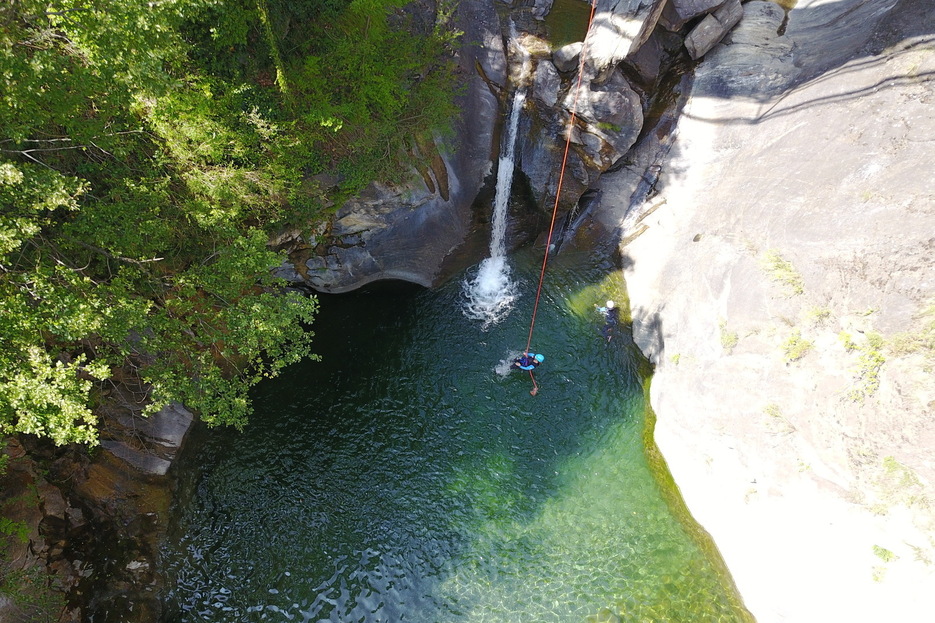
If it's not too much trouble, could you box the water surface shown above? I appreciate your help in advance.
[162,250,751,622]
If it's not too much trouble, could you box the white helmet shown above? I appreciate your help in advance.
[606,300,615,310]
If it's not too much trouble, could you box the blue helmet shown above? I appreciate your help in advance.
[534,354,545,363]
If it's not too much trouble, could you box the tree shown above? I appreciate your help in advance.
[0,1,319,444]
[1,0,460,444]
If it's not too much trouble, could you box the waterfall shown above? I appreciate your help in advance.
[463,42,530,329]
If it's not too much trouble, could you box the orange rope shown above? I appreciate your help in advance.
[524,0,599,357]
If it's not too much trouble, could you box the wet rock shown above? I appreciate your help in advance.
[37,480,68,519]
[532,0,554,20]
[622,29,665,85]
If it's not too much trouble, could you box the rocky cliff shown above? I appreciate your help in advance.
[590,0,935,620]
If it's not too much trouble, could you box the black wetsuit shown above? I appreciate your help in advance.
[600,307,619,341]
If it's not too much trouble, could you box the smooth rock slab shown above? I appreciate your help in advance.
[100,441,172,477]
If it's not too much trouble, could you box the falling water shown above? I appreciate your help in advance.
[462,43,530,328]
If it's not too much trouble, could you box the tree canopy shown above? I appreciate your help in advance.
[0,0,459,443]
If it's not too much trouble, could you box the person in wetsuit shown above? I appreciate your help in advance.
[511,352,544,370]
[596,299,619,342]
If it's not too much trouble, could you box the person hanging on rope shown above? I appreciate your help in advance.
[511,352,544,371]
[512,352,544,396]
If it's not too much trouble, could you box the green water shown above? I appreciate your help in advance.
[161,249,751,622]
[543,0,595,49]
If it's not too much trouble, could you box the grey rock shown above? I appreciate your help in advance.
[532,0,555,20]
[521,69,642,212]
[553,42,583,73]
[622,29,665,84]
[582,0,668,79]
[695,1,796,97]
[533,59,562,107]
[591,0,935,620]
[100,441,172,477]
[684,0,743,59]
[273,260,304,284]
[118,402,193,449]
[660,0,726,31]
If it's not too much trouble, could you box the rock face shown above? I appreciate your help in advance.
[589,0,935,620]
[280,0,505,293]
[288,0,737,291]
[517,0,667,215]
[522,63,644,213]
[1,399,196,623]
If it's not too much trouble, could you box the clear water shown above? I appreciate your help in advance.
[161,249,752,623]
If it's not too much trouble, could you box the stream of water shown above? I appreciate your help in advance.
[461,39,530,329]
[161,249,752,622]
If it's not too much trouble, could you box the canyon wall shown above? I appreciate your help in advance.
[595,0,935,620]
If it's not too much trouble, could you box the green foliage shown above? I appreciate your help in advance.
[0,517,28,545]
[0,562,65,623]
[847,332,886,403]
[1,0,461,444]
[889,301,935,364]
[806,306,832,326]
[782,329,813,362]
[872,544,897,563]
[839,331,858,352]
[761,249,804,296]
[763,403,795,435]
[719,321,739,353]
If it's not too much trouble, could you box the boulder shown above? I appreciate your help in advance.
[582,0,669,80]
[694,0,796,97]
[660,0,726,31]
[684,0,744,60]
[553,41,584,73]
[533,59,562,107]
[532,0,555,21]
[521,68,642,212]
